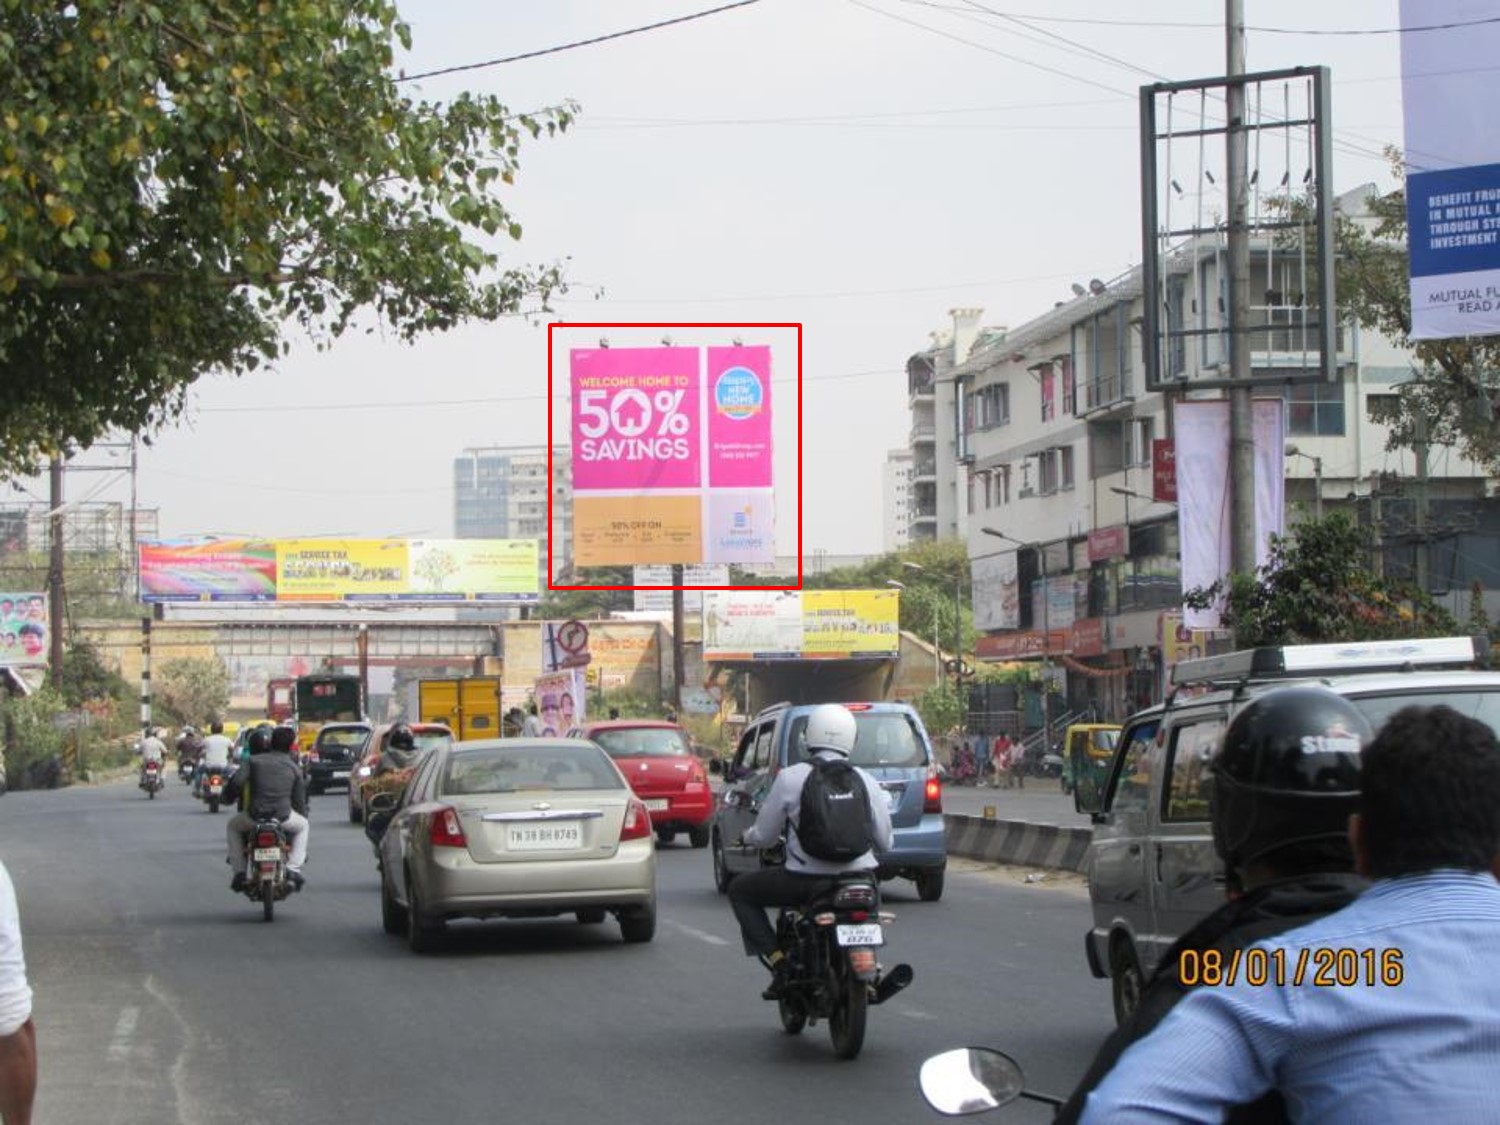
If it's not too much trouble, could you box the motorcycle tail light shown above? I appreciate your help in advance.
[429,806,468,848]
[254,830,278,848]
[833,883,877,909]
[847,910,870,923]
[923,766,943,814]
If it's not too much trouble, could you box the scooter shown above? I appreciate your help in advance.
[139,760,164,798]
[918,1048,1063,1117]
[764,869,914,1060]
[236,819,299,922]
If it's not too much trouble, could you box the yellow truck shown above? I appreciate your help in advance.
[417,676,503,741]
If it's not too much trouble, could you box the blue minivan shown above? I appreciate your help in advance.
[711,700,948,901]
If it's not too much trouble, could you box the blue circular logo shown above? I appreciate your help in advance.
[714,366,763,420]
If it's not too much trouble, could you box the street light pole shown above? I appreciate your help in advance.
[1284,445,1324,520]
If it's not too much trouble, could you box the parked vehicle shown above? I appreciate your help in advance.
[568,720,713,847]
[139,760,164,798]
[347,722,453,823]
[235,818,299,922]
[1078,635,1500,1025]
[369,736,657,952]
[762,864,913,1059]
[712,700,947,901]
[304,722,371,796]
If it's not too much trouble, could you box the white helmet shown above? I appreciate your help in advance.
[804,704,857,756]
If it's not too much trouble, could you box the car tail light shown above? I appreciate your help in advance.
[430,806,468,848]
[620,799,651,842]
[923,766,943,814]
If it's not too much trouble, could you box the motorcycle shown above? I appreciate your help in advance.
[198,765,230,813]
[765,869,914,1059]
[139,760,164,799]
[918,1048,1063,1117]
[178,757,196,784]
[236,818,298,922]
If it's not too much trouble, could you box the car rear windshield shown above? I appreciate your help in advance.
[441,745,624,795]
[788,711,930,768]
[1348,688,1500,737]
[590,728,691,759]
[318,728,369,750]
[412,731,453,753]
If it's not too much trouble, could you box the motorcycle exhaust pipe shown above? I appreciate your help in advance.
[870,963,914,1005]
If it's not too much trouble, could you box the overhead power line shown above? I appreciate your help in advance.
[397,0,762,83]
[897,2,1500,36]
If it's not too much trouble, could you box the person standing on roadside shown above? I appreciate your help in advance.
[0,859,36,1125]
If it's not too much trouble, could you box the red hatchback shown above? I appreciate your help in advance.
[570,721,713,847]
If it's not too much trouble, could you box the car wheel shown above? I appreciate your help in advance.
[618,898,656,944]
[575,909,606,925]
[380,871,407,936]
[1110,940,1144,1026]
[405,875,443,954]
[656,828,677,845]
[914,865,946,902]
[712,830,735,894]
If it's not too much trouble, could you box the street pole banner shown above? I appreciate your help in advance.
[0,593,48,667]
[1401,0,1500,339]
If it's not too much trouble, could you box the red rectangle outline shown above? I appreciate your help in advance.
[546,323,803,593]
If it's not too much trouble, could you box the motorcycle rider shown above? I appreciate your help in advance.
[1080,699,1500,1123]
[1057,685,1373,1124]
[375,723,421,776]
[224,725,310,892]
[728,703,894,999]
[137,727,167,788]
[193,721,235,797]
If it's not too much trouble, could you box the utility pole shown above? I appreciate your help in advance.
[48,455,66,685]
[1226,0,1258,577]
[670,563,685,715]
[1414,410,1431,593]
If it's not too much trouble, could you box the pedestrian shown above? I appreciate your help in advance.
[993,733,1013,788]
[1009,735,1027,789]
[1080,702,1500,1123]
[521,701,543,737]
[972,731,991,784]
[0,858,36,1125]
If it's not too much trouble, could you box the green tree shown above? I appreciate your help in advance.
[0,0,573,477]
[1186,511,1456,646]
[914,681,964,742]
[61,638,130,709]
[154,655,229,727]
[1466,579,1493,641]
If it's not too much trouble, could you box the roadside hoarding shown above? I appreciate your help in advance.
[0,593,48,667]
[139,539,538,603]
[632,564,729,612]
[702,590,898,660]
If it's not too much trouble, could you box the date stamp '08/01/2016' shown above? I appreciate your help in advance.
[1177,947,1405,989]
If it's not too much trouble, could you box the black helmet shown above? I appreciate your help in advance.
[270,725,297,753]
[247,726,274,756]
[1211,685,1372,872]
[389,724,415,752]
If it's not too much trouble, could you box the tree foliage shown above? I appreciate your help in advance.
[0,0,574,476]
[61,637,130,708]
[154,654,228,726]
[1185,511,1455,646]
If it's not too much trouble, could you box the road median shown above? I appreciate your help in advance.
[944,813,1091,873]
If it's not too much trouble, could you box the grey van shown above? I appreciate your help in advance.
[710,700,947,901]
[1077,635,1500,1024]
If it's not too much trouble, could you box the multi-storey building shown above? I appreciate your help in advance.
[882,449,913,552]
[452,445,572,583]
[911,185,1500,720]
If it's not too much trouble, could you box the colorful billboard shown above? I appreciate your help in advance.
[1401,0,1500,339]
[139,539,538,603]
[702,590,899,660]
[569,343,776,567]
[0,593,48,667]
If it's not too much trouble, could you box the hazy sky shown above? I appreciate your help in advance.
[16,1,1412,556]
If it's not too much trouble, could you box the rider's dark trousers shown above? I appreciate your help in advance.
[729,867,831,956]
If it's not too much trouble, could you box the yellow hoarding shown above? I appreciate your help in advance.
[801,590,901,656]
[409,539,538,597]
[276,539,408,600]
[572,494,702,566]
[702,590,900,659]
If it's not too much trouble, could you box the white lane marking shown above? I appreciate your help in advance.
[665,920,731,946]
[107,1005,139,1061]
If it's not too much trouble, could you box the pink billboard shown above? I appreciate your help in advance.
[706,345,772,488]
[570,347,701,491]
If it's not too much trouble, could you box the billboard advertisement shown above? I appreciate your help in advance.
[702,590,898,660]
[533,669,586,735]
[0,593,48,666]
[632,564,729,612]
[1402,0,1500,340]
[139,539,538,603]
[569,344,776,567]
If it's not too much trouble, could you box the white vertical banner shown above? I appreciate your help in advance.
[1175,400,1232,629]
[971,553,1018,631]
[1401,0,1500,340]
[1251,399,1286,569]
[1177,399,1289,628]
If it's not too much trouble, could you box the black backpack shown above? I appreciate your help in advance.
[796,756,875,862]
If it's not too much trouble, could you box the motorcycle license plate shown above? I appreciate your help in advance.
[208,782,222,794]
[836,923,883,947]
[252,847,282,862]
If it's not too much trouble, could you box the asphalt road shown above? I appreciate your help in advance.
[2,776,1114,1125]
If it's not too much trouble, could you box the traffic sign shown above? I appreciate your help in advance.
[557,620,590,655]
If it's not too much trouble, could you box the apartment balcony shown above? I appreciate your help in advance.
[912,459,937,483]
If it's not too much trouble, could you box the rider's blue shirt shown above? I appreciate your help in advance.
[1081,869,1500,1124]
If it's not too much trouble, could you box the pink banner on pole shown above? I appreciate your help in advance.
[570,347,701,491]
[706,346,772,488]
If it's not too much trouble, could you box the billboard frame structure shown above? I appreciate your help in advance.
[1140,66,1336,393]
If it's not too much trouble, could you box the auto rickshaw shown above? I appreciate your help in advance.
[1060,723,1121,797]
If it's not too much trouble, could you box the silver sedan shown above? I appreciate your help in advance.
[374,737,657,952]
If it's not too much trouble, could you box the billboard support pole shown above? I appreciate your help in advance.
[357,624,370,720]
[48,455,66,686]
[671,564,685,715]
[140,612,152,739]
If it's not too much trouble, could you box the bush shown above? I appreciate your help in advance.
[1,689,67,790]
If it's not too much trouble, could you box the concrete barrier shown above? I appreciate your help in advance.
[944,813,1091,873]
